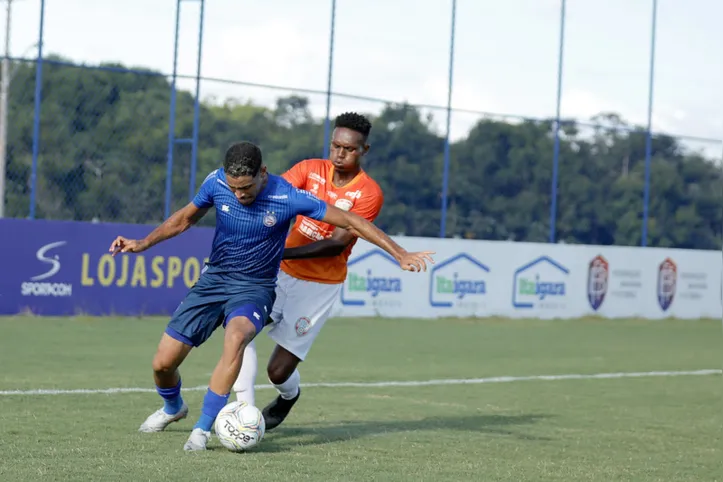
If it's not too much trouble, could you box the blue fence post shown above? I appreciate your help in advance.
[29,0,46,220]
[641,0,658,247]
[549,0,566,244]
[322,0,337,159]
[165,0,182,220]
[439,0,457,239]
[189,0,206,201]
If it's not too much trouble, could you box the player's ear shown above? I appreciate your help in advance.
[361,143,370,156]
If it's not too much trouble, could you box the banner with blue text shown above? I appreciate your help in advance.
[332,237,722,320]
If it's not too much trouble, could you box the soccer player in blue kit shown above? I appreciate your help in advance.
[109,142,434,451]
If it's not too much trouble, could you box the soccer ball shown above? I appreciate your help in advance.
[214,401,265,452]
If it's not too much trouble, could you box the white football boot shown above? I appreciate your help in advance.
[183,428,211,451]
[138,404,189,433]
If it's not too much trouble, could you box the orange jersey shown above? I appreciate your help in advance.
[280,158,384,284]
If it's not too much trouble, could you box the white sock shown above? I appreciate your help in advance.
[233,340,257,406]
[273,368,300,400]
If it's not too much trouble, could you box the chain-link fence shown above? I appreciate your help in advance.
[1,0,721,250]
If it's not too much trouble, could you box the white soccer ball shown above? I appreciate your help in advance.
[214,401,265,452]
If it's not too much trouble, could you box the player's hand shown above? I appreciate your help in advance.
[399,251,435,272]
[109,236,148,256]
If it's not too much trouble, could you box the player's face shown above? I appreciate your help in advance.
[329,128,368,173]
[226,166,267,206]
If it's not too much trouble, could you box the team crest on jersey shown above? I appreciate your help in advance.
[263,211,277,227]
[334,198,353,211]
[295,317,312,336]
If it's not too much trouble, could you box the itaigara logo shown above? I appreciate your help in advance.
[340,249,402,306]
[429,253,490,308]
[512,256,569,309]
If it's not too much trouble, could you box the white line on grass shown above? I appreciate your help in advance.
[0,369,720,396]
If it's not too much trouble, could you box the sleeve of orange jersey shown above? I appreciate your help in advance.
[281,160,310,188]
[350,185,384,223]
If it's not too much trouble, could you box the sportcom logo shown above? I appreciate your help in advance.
[587,255,609,311]
[21,241,73,297]
[429,253,489,309]
[512,256,569,309]
[340,249,402,307]
[657,257,677,311]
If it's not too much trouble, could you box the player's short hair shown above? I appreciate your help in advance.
[334,112,372,140]
[224,142,263,178]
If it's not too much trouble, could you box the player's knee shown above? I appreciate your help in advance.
[152,351,178,375]
[227,330,250,353]
[225,317,256,354]
[267,358,295,385]
[267,364,288,385]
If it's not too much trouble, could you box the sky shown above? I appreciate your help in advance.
[3,0,723,161]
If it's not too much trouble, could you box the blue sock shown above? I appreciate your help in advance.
[156,378,184,415]
[194,388,229,432]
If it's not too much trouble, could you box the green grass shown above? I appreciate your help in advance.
[0,316,721,481]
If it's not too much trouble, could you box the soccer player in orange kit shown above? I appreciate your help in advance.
[232,112,387,430]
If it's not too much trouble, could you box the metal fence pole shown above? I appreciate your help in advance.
[549,0,566,243]
[0,0,13,218]
[189,0,205,201]
[641,0,658,247]
[165,0,182,219]
[439,0,457,238]
[29,0,46,219]
[322,0,337,159]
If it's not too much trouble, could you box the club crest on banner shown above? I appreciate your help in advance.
[657,257,677,311]
[587,255,609,311]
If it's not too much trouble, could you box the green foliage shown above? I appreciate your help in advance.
[3,58,721,249]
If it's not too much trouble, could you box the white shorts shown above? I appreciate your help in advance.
[265,270,341,361]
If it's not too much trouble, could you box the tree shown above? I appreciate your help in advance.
[3,57,721,250]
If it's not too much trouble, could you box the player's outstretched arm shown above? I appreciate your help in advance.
[320,204,435,272]
[282,228,353,260]
[109,202,208,256]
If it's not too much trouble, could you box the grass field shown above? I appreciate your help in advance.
[0,315,721,481]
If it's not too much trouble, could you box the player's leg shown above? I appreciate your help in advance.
[184,297,271,451]
[138,332,193,432]
[261,344,303,430]
[232,339,258,406]
[139,273,225,433]
[262,278,341,430]
[233,275,289,404]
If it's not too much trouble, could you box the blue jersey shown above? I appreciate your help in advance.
[192,168,328,282]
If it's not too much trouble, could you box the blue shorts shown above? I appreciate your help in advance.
[165,270,276,348]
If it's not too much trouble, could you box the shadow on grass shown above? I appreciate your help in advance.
[244,413,552,453]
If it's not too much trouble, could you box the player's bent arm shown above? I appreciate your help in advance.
[140,202,209,250]
[282,227,355,260]
[320,205,406,263]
